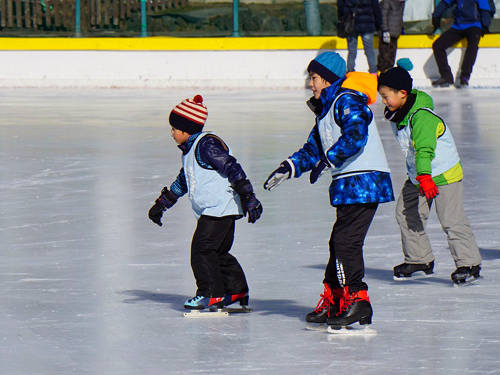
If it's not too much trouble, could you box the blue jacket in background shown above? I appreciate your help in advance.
[433,0,492,30]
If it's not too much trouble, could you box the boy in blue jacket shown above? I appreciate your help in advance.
[148,95,262,311]
[264,52,394,328]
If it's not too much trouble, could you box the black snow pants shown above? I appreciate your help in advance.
[323,203,378,292]
[191,215,248,298]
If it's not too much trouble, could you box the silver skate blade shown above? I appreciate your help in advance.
[305,322,328,332]
[393,272,434,281]
[453,275,483,288]
[327,325,377,336]
[183,309,229,318]
[222,306,253,313]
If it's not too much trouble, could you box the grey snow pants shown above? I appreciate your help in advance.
[395,179,481,268]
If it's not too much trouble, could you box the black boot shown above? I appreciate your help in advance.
[327,287,373,326]
[432,77,453,87]
[393,261,434,278]
[451,265,481,284]
[305,284,343,324]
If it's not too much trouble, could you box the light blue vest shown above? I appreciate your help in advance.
[318,93,391,178]
[183,133,243,219]
[391,108,460,184]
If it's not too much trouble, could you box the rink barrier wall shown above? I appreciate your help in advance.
[1,35,500,88]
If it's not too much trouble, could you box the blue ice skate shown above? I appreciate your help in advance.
[183,296,224,310]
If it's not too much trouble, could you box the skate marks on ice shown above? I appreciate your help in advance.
[305,322,377,336]
[183,306,253,318]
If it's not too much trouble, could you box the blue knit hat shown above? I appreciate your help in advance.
[307,52,347,84]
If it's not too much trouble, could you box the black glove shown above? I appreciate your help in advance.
[148,188,178,226]
[263,161,292,191]
[310,155,330,184]
[233,179,263,224]
[432,17,440,33]
[482,26,490,37]
[148,199,166,226]
[158,187,178,208]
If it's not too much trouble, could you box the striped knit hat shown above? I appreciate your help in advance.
[169,94,208,134]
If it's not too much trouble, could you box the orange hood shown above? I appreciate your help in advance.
[341,72,377,105]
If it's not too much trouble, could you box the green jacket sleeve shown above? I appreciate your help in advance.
[410,110,442,175]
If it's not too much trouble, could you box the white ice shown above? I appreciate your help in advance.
[0,88,499,374]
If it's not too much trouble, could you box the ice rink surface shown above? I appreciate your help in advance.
[1,87,499,374]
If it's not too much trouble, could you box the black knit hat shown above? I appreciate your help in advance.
[378,58,414,93]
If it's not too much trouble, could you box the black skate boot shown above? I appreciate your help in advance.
[327,287,373,327]
[305,283,343,324]
[393,261,434,280]
[451,265,482,285]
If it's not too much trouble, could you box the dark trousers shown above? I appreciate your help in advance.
[191,215,248,298]
[432,26,482,82]
[323,203,378,292]
[377,37,399,73]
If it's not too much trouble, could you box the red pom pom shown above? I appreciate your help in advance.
[193,95,203,104]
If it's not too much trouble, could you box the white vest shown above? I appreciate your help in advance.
[183,133,243,219]
[391,108,460,184]
[318,93,391,178]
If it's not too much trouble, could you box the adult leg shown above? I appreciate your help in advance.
[432,27,464,83]
[329,203,378,292]
[376,37,398,72]
[346,35,358,72]
[395,179,434,264]
[434,182,481,267]
[459,27,482,82]
[361,33,377,73]
[191,215,237,297]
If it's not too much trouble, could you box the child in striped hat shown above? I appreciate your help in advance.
[148,94,262,311]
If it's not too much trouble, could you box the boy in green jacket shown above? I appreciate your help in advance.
[377,59,482,285]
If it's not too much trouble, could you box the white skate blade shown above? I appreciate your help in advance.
[305,322,328,332]
[453,275,483,288]
[183,309,229,318]
[393,271,433,281]
[183,306,252,317]
[327,325,377,336]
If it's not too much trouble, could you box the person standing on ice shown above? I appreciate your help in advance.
[263,52,394,328]
[148,95,263,311]
[378,58,482,285]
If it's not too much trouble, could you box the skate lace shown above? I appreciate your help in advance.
[313,293,334,313]
[337,293,356,315]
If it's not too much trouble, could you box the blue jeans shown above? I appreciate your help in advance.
[346,33,377,73]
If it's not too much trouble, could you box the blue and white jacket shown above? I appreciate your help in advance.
[170,132,245,219]
[288,77,394,206]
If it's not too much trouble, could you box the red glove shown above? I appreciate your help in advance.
[416,174,439,199]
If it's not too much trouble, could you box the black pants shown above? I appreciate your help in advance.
[377,37,399,73]
[191,215,248,298]
[323,203,378,292]
[432,26,482,82]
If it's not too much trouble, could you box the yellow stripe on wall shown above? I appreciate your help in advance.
[1,34,500,51]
